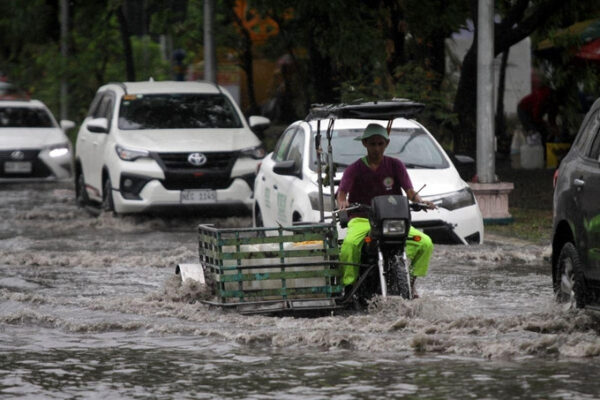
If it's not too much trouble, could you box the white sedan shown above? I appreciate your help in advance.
[0,99,74,182]
[253,118,484,244]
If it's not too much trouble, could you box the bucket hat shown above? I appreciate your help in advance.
[355,123,389,141]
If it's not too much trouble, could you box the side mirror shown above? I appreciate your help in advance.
[273,159,301,178]
[86,117,109,134]
[60,120,75,131]
[249,115,271,129]
[449,152,475,182]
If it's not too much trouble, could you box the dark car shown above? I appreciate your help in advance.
[552,97,600,310]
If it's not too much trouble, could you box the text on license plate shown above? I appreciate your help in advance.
[4,161,32,173]
[180,189,216,204]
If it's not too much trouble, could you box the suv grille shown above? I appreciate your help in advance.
[154,151,238,190]
[0,149,52,178]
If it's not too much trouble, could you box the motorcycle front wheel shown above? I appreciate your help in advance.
[386,251,412,299]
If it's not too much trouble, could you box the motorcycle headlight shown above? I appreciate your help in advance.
[48,143,70,158]
[115,145,150,161]
[308,191,334,212]
[436,187,476,211]
[240,145,266,159]
[382,219,407,236]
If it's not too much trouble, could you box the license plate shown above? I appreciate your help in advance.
[180,189,216,204]
[4,161,32,174]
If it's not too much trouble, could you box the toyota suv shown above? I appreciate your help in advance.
[552,97,600,310]
[1,99,74,182]
[74,80,269,214]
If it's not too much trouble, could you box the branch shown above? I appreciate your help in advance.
[494,0,569,55]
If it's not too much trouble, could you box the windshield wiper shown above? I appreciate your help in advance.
[404,163,437,169]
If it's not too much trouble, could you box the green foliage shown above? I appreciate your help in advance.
[1,2,171,143]
[338,62,458,147]
[1,0,597,151]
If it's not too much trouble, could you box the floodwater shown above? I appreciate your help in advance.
[2,182,600,399]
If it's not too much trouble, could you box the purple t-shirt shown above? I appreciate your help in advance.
[339,156,413,218]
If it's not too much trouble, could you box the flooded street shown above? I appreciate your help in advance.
[2,182,600,399]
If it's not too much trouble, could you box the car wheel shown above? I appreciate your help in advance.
[102,177,115,212]
[254,205,266,237]
[75,172,89,207]
[254,205,264,227]
[555,242,587,310]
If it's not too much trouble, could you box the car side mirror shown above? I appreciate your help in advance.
[249,115,271,130]
[273,159,301,178]
[60,120,75,131]
[447,150,475,182]
[86,117,109,134]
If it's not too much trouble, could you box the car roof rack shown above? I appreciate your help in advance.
[306,99,425,121]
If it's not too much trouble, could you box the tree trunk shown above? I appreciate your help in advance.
[452,0,570,156]
[453,45,477,155]
[495,49,509,150]
[116,6,135,81]
[240,30,258,115]
[383,0,405,76]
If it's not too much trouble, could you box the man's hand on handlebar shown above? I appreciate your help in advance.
[406,187,436,212]
[420,200,437,211]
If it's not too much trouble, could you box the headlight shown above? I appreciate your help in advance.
[240,145,266,159]
[382,219,407,236]
[48,144,70,158]
[115,145,150,161]
[308,191,334,212]
[436,187,476,211]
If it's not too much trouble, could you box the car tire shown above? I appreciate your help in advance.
[102,177,115,213]
[254,205,265,237]
[254,205,264,228]
[555,242,587,309]
[75,171,89,207]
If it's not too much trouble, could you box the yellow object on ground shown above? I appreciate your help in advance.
[546,143,571,168]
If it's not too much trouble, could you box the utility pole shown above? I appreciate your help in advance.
[204,0,217,83]
[470,0,514,225]
[476,0,495,183]
[60,0,68,120]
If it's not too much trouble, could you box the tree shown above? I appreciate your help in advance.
[453,0,599,155]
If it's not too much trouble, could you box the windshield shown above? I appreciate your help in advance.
[0,107,54,128]
[309,126,449,171]
[118,93,243,130]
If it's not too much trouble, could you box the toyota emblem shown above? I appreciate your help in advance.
[10,150,25,160]
[187,152,207,166]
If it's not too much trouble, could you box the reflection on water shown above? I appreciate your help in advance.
[3,343,600,399]
[2,183,600,399]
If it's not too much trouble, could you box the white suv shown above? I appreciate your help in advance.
[74,81,269,213]
[0,99,74,182]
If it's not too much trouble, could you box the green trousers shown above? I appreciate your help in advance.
[339,217,433,286]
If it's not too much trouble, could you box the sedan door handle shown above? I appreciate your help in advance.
[573,178,585,187]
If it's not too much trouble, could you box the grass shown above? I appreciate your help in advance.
[485,208,553,245]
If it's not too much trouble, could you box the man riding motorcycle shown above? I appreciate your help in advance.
[336,123,436,297]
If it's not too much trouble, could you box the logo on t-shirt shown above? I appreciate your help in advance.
[383,177,394,191]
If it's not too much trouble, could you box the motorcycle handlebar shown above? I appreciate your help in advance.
[409,202,430,212]
[332,201,430,215]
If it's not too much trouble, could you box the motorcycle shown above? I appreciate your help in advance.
[336,194,430,305]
